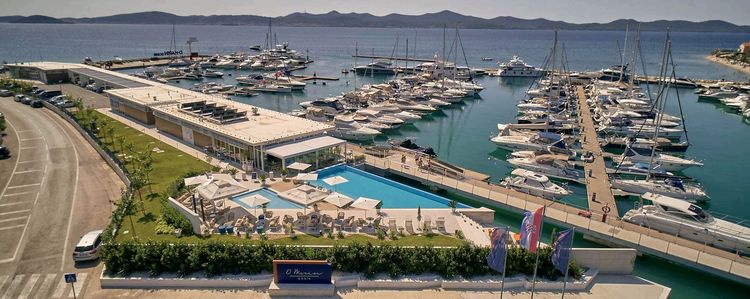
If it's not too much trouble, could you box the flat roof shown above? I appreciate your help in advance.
[266,136,346,159]
[108,86,333,146]
[5,61,157,89]
[69,68,150,88]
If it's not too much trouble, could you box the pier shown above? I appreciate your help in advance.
[576,85,619,218]
[354,145,750,285]
[91,55,209,70]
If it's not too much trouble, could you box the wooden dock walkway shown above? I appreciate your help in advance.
[576,85,619,218]
[354,146,750,285]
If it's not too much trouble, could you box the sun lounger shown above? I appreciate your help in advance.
[388,218,397,233]
[436,217,448,234]
[423,216,432,233]
[343,216,356,231]
[405,217,415,235]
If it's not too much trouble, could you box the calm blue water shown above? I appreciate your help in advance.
[1,23,749,297]
[231,188,302,209]
[311,165,469,209]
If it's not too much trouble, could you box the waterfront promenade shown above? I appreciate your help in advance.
[356,146,750,285]
[575,85,619,218]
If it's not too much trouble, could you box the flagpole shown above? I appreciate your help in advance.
[561,228,575,299]
[500,226,509,299]
[530,206,546,299]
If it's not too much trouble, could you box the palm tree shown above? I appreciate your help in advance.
[116,135,125,153]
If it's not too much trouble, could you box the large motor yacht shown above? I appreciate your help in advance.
[501,169,571,199]
[496,56,545,77]
[507,154,584,184]
[624,193,750,253]
[354,60,396,76]
[610,177,709,203]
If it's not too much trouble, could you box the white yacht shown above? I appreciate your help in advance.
[610,177,708,203]
[507,154,585,184]
[597,124,685,139]
[355,109,405,127]
[497,56,545,77]
[491,127,571,154]
[393,99,437,113]
[389,111,421,123]
[252,84,292,93]
[354,60,396,75]
[329,115,381,141]
[215,58,244,69]
[624,193,750,253]
[618,148,703,172]
[501,169,571,199]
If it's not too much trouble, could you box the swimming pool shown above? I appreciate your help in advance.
[231,188,303,209]
[311,164,472,209]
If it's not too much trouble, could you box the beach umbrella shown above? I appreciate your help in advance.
[352,197,381,219]
[323,175,349,192]
[295,173,319,181]
[324,192,353,208]
[287,162,312,171]
[241,194,271,216]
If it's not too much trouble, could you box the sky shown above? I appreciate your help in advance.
[2,0,750,25]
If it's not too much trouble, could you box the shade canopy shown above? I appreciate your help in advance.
[294,173,319,181]
[323,192,353,208]
[351,197,381,210]
[195,177,248,200]
[323,175,349,186]
[287,162,312,171]
[184,174,211,186]
[239,194,271,207]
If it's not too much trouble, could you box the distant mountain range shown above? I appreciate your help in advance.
[1,10,748,32]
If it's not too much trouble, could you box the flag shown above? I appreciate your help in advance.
[486,227,508,272]
[519,207,543,252]
[551,228,575,273]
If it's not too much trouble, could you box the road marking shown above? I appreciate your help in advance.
[35,274,57,299]
[17,160,41,164]
[19,146,37,150]
[0,216,27,223]
[51,275,67,298]
[67,273,87,298]
[15,130,33,133]
[2,191,36,197]
[0,276,7,292]
[47,110,81,273]
[1,274,25,299]
[13,169,41,174]
[0,224,25,231]
[5,183,41,190]
[17,273,40,299]
[0,209,31,217]
[0,201,31,208]
[20,137,43,141]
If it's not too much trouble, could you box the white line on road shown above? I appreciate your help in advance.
[13,169,41,174]
[0,216,27,223]
[2,191,36,197]
[1,274,25,299]
[20,137,43,141]
[36,274,57,299]
[0,209,31,217]
[0,275,7,292]
[0,224,25,231]
[5,183,41,189]
[19,146,37,150]
[67,273,87,298]
[16,160,41,164]
[0,202,31,208]
[17,273,40,299]
[51,275,67,298]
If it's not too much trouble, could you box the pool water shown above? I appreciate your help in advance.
[311,165,472,209]
[231,188,303,209]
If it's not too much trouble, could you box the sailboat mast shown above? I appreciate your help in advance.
[620,22,629,82]
[646,31,672,182]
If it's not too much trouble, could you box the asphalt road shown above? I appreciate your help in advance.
[0,97,124,298]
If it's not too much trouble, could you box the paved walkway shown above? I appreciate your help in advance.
[575,85,619,217]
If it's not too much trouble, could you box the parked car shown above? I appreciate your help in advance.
[0,146,10,159]
[14,95,24,102]
[73,230,103,262]
[48,95,66,104]
[0,89,13,97]
[38,90,62,99]
[31,100,44,108]
[20,97,32,105]
[56,99,75,108]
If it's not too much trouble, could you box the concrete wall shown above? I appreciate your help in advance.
[155,116,183,139]
[457,207,494,226]
[118,104,151,124]
[571,248,637,274]
[168,197,203,235]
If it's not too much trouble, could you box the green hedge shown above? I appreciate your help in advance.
[101,241,582,280]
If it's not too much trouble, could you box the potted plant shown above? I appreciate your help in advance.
[280,169,288,181]
[259,174,268,186]
[262,202,268,214]
[376,202,383,215]
[289,225,296,239]
[449,199,457,214]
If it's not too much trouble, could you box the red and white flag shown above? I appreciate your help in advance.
[519,206,544,252]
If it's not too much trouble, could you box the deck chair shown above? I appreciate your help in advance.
[405,217,415,235]
[423,216,432,233]
[388,218,397,233]
[436,217,448,234]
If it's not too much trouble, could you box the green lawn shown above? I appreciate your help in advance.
[87,111,213,242]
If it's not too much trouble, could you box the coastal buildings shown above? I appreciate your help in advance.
[4,62,344,172]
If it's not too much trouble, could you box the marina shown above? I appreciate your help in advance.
[2,19,750,298]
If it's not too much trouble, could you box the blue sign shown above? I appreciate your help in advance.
[64,273,77,283]
[273,260,332,284]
